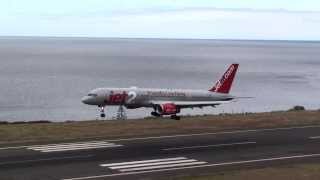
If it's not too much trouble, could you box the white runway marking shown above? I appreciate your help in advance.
[63,153,320,180]
[27,141,123,152]
[100,157,207,172]
[162,141,256,151]
[309,136,320,139]
[100,157,186,167]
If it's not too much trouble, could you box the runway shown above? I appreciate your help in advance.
[2,125,320,180]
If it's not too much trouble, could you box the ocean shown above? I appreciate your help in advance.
[0,37,319,121]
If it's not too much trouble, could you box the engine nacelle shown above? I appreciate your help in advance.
[156,103,180,115]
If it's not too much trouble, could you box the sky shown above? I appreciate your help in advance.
[1,0,320,40]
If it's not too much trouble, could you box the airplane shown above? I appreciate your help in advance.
[82,64,240,120]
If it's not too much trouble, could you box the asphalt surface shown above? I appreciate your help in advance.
[2,125,320,180]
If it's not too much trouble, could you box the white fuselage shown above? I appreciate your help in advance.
[82,87,234,108]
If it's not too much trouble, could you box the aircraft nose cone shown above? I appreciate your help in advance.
[81,96,91,104]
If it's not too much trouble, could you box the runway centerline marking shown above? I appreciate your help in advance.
[162,141,256,151]
[100,157,207,172]
[63,153,320,180]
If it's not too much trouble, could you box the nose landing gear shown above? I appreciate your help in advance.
[99,106,105,118]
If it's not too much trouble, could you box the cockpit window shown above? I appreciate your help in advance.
[88,93,98,97]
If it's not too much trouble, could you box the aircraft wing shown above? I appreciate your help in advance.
[149,100,231,109]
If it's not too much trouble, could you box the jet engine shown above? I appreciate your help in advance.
[156,103,180,115]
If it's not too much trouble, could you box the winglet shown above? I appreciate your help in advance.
[209,64,239,94]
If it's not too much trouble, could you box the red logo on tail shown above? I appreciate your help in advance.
[209,64,239,94]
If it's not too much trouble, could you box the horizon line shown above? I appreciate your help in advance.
[0,35,319,43]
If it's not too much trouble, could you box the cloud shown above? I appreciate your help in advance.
[1,7,320,40]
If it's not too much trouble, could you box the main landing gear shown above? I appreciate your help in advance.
[99,106,105,118]
[170,115,181,121]
[151,111,161,117]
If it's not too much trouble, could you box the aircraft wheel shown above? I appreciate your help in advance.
[151,112,161,117]
[171,115,180,120]
[99,106,106,118]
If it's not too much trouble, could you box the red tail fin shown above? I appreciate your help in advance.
[209,64,239,94]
